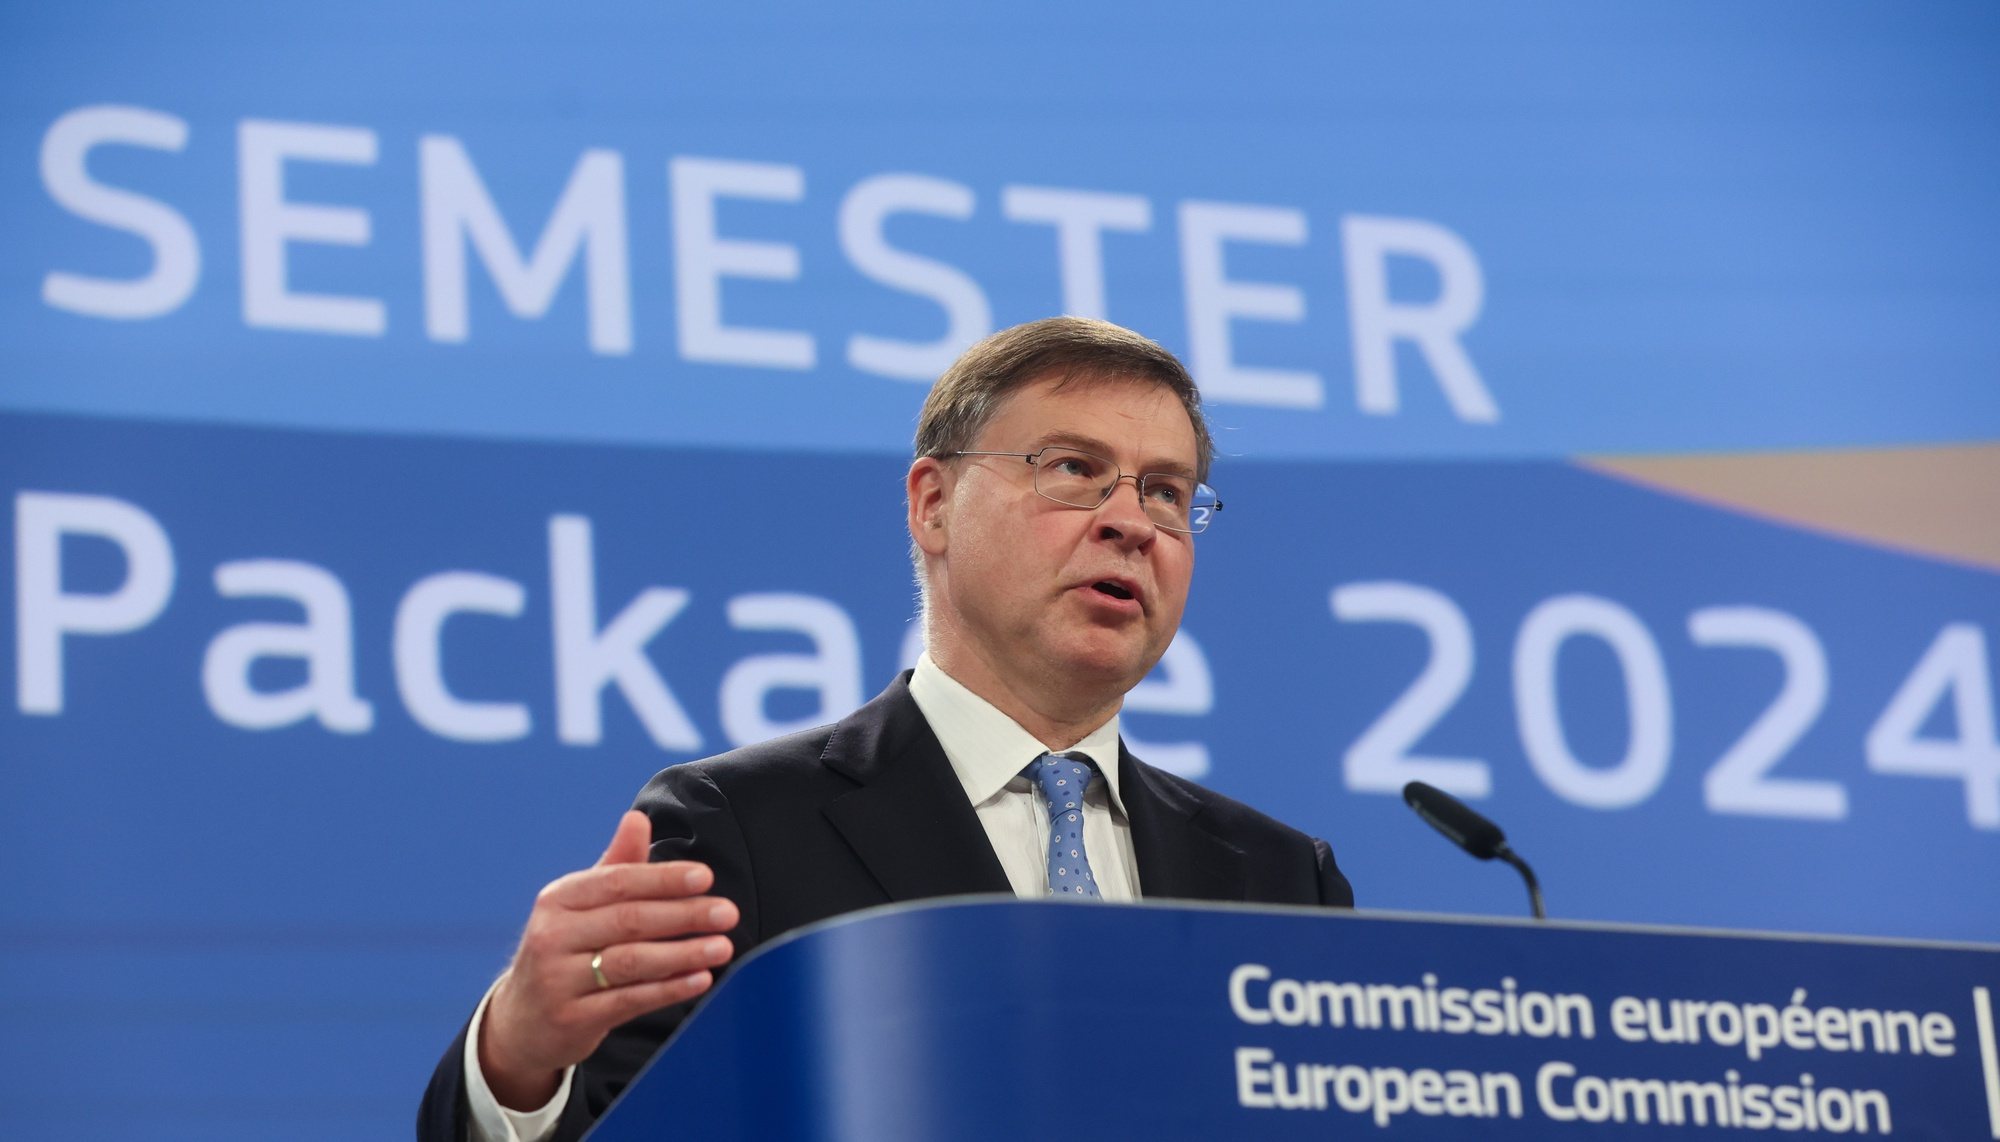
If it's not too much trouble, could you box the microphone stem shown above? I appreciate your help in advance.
[1494,845,1546,921]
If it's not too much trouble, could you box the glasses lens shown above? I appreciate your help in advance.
[1188,485,1222,533]
[1143,478,1219,533]
[1032,448,1113,508]
[1030,448,1219,534]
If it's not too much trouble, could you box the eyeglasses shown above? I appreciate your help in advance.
[951,446,1223,534]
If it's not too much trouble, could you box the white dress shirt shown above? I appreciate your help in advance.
[464,653,1139,1141]
[905,652,1140,901]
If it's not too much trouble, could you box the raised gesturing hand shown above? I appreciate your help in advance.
[476,811,739,1111]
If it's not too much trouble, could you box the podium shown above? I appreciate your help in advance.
[587,899,2000,1140]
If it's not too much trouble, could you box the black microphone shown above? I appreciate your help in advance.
[1402,781,1546,920]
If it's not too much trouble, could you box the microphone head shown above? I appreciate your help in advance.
[1402,781,1507,860]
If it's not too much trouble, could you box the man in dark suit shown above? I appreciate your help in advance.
[420,317,1352,1142]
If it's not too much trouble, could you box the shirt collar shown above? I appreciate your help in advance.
[907,653,1126,814]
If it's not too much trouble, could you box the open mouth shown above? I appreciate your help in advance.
[1092,581,1135,601]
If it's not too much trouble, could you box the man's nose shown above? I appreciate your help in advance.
[1093,475,1157,546]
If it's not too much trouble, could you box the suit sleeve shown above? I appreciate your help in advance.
[416,1016,477,1142]
[1312,837,1355,907]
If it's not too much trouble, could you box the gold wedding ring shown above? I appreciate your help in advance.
[590,949,610,990]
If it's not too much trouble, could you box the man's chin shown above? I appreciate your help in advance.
[1048,639,1163,692]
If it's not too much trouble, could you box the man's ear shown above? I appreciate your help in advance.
[907,457,951,556]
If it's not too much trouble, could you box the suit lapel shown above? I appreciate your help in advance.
[813,678,1246,903]
[819,676,1013,901]
[1120,745,1247,902]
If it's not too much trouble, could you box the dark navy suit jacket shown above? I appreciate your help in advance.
[418,674,1352,1141]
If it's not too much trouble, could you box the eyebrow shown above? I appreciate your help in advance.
[1035,430,1198,479]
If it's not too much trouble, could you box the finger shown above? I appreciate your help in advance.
[596,810,652,868]
[589,934,734,991]
[545,859,715,911]
[565,896,740,952]
[574,969,718,1028]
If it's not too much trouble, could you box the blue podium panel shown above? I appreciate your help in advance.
[589,900,2000,1141]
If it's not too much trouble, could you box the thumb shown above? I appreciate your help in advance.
[596,809,652,867]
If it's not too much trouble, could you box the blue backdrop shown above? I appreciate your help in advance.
[3,3,1997,1138]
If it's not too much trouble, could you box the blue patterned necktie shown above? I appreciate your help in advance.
[1026,752,1101,898]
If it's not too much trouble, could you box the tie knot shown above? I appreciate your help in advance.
[1026,751,1095,820]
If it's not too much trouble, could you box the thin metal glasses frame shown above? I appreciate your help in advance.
[948,446,1223,534]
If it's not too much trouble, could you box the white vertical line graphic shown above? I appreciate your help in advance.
[1975,986,2000,1140]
